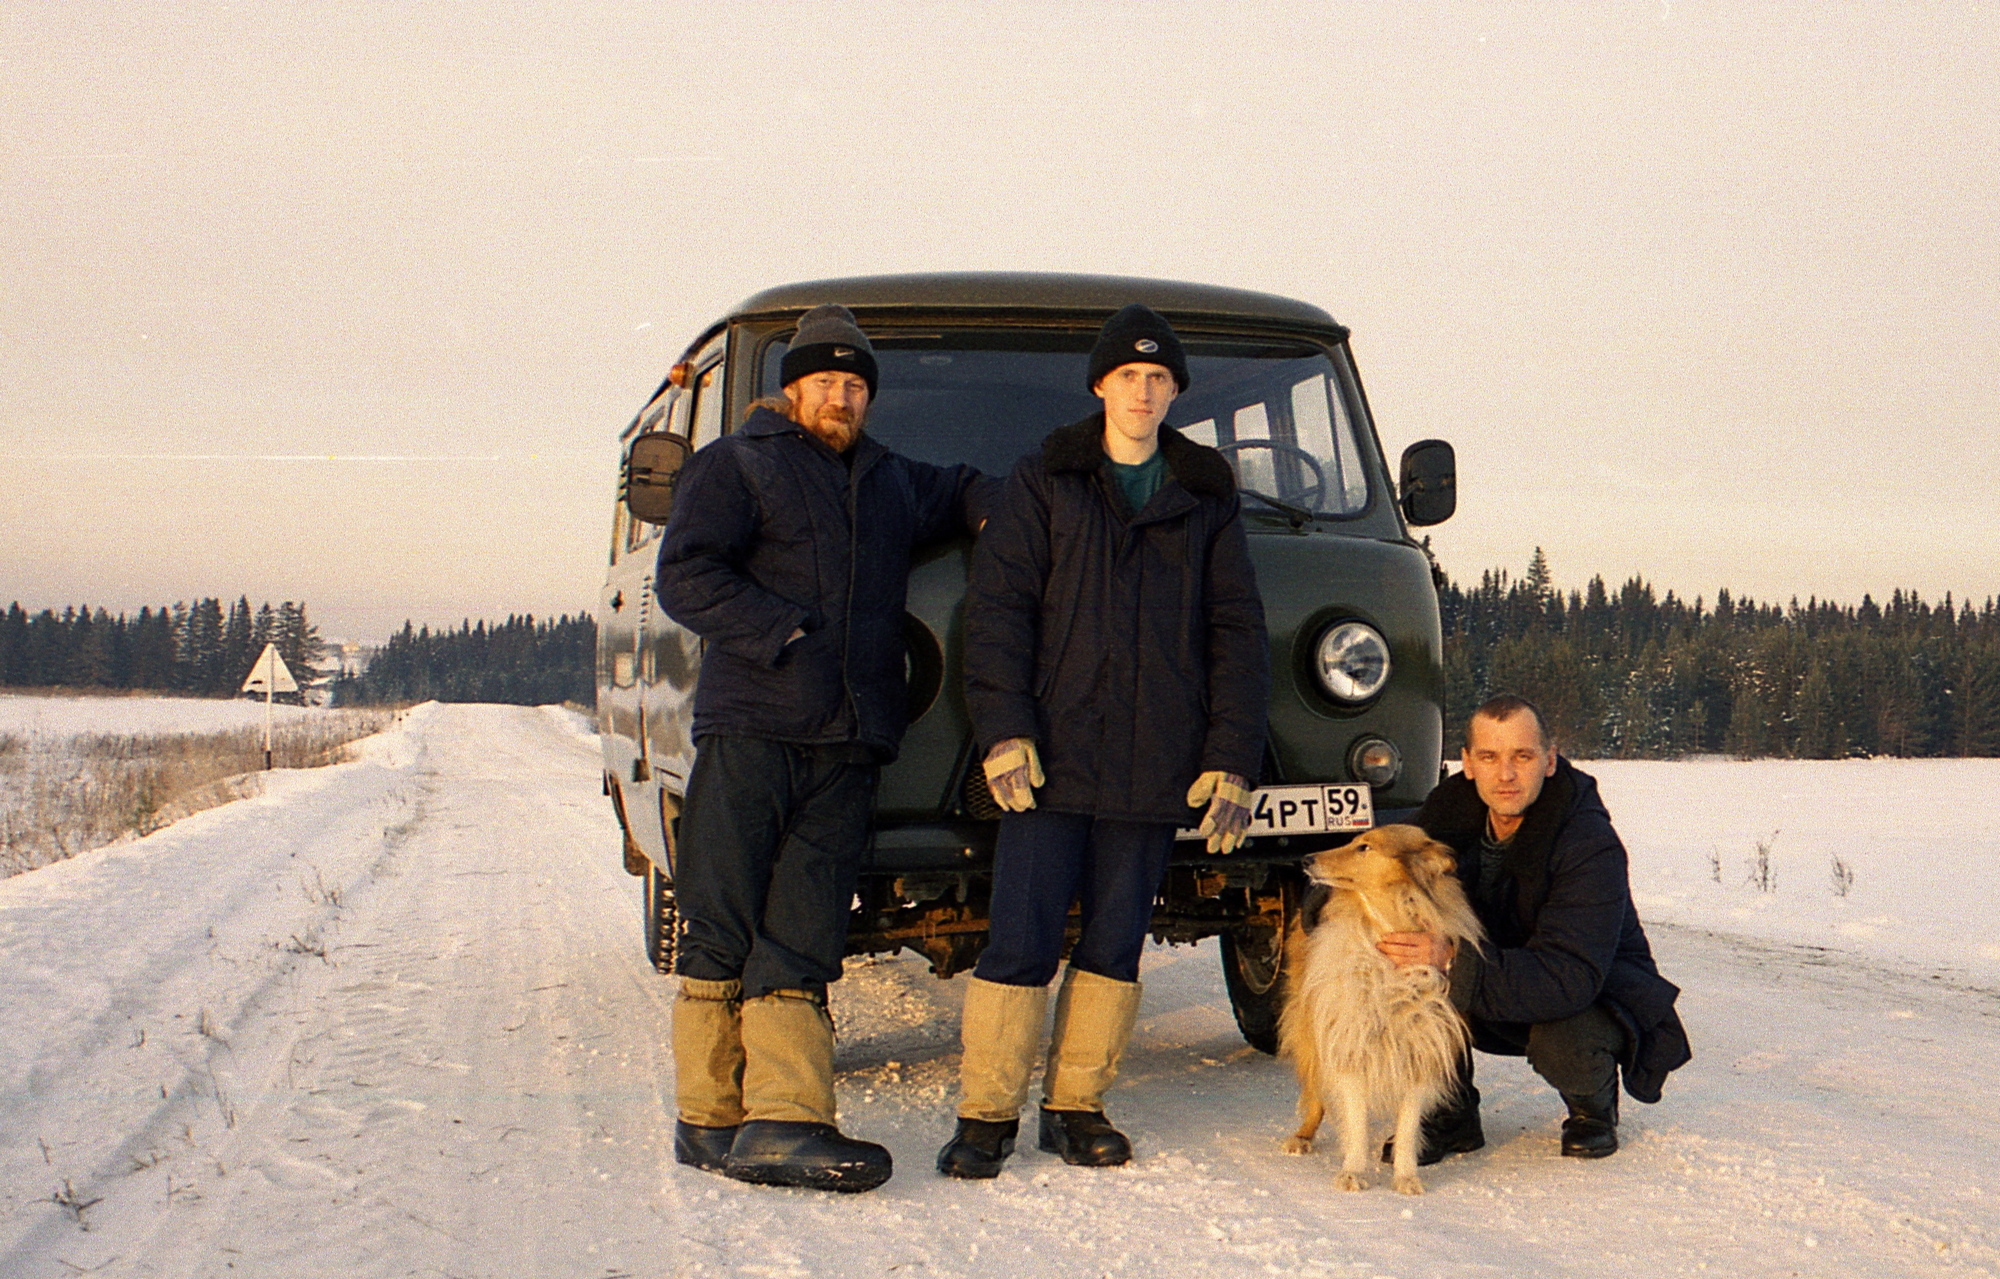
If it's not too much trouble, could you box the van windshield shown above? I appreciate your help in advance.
[758,329,1373,517]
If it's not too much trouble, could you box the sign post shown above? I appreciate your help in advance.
[239,643,299,769]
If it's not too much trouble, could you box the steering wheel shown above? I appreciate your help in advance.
[1214,440,1328,511]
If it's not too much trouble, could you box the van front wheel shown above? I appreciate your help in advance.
[1219,925,1287,1055]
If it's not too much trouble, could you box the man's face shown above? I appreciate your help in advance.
[1094,362,1178,444]
[783,370,871,452]
[1460,711,1557,821]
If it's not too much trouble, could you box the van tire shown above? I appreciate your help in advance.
[1219,927,1286,1055]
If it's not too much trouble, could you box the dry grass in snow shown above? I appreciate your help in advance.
[0,709,394,877]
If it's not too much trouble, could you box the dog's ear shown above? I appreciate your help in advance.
[1405,838,1458,889]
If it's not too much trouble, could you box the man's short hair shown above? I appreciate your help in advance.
[1468,694,1550,748]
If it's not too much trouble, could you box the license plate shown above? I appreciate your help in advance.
[1176,783,1374,842]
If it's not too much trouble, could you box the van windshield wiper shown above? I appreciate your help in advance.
[1239,489,1316,527]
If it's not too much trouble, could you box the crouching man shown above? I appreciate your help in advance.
[656,304,989,1193]
[939,304,1271,1178]
[1381,695,1692,1163]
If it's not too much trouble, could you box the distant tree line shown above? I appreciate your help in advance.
[1441,549,2000,759]
[332,615,594,707]
[1,598,322,697]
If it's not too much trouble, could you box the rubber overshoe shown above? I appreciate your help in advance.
[1037,1107,1131,1167]
[722,1120,893,1192]
[936,1117,1019,1179]
[674,1121,738,1172]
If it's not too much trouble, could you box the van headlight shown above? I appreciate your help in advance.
[1314,622,1391,703]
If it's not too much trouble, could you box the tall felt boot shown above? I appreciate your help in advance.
[725,989,892,1192]
[938,977,1046,1178]
[671,976,744,1171]
[1038,968,1142,1167]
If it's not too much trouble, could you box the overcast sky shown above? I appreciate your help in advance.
[4,2,1995,640]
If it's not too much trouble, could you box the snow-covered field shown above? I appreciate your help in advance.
[1,703,1995,1277]
[0,693,315,738]
[1595,758,2000,983]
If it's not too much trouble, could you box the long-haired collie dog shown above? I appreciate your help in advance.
[1277,825,1485,1194]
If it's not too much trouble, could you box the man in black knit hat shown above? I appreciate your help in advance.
[656,303,990,1192]
[939,304,1270,1178]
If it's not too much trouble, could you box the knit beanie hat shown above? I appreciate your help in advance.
[780,304,879,397]
[1087,303,1189,392]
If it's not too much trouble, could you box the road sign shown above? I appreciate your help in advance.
[240,643,299,695]
[241,643,299,769]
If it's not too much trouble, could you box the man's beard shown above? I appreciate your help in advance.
[799,404,864,453]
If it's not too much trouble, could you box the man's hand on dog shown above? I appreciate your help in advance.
[1377,931,1455,970]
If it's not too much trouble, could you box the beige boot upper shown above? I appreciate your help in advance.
[956,976,1049,1122]
[673,976,745,1128]
[1043,967,1142,1114]
[739,989,838,1125]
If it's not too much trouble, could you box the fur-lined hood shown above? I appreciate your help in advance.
[1039,414,1237,499]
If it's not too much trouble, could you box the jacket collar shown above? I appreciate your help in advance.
[1498,759,1580,891]
[1426,757,1585,900]
[740,404,884,471]
[1041,413,1237,499]
[739,405,790,437]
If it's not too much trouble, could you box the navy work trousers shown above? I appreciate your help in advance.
[671,735,877,1000]
[972,809,1176,987]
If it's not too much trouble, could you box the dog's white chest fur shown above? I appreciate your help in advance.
[1290,909,1465,1096]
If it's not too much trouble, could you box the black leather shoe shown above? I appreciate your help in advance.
[936,1117,1019,1179]
[1037,1107,1131,1167]
[723,1120,893,1192]
[1559,1085,1619,1159]
[1560,1114,1618,1158]
[1382,1089,1485,1166]
[674,1121,739,1172]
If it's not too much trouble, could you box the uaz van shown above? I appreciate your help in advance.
[597,273,1456,1051]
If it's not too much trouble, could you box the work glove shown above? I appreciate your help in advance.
[1186,771,1254,854]
[982,737,1044,813]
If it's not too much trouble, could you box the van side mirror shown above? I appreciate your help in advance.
[624,433,693,525]
[1398,439,1456,527]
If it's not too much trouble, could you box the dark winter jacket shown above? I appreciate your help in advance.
[964,415,1270,825]
[655,405,988,760]
[1421,759,1692,1103]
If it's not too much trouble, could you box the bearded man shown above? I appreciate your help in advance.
[655,303,990,1192]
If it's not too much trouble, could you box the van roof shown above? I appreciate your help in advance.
[728,272,1344,334]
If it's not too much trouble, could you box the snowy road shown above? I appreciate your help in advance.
[2,704,1995,1278]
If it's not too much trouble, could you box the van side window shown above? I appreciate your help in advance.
[626,498,655,552]
[688,361,726,450]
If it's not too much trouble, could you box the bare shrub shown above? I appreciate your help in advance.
[1744,829,1779,893]
[1830,853,1856,898]
[0,710,393,879]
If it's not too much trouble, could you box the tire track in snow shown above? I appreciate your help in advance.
[0,716,437,1272]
